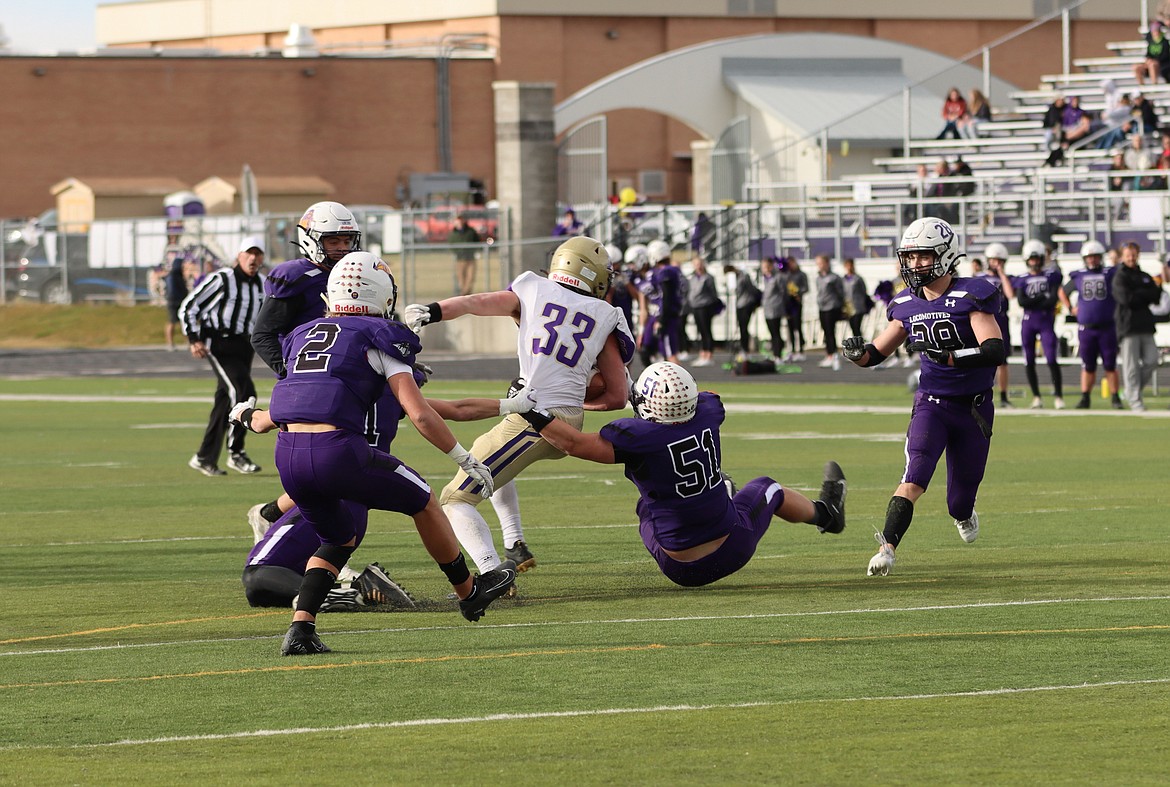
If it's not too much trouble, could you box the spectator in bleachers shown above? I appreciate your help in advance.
[936,87,967,140]
[1159,0,1170,28]
[1097,80,1135,150]
[1061,96,1093,146]
[553,207,584,237]
[1042,94,1068,166]
[1134,21,1170,85]
[1132,91,1160,134]
[903,164,930,224]
[1124,133,1159,189]
[926,159,957,222]
[957,89,992,139]
[949,157,975,198]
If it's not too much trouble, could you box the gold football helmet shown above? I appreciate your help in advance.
[547,236,611,298]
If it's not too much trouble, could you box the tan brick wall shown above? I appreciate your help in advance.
[0,16,1143,217]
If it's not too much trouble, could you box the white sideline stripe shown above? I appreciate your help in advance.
[5,678,1169,751]
[1,393,1166,417]
[4,595,1167,658]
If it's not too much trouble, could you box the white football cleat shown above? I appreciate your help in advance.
[1053,397,1066,410]
[867,532,896,576]
[247,504,269,544]
[955,511,980,543]
[1030,396,1043,409]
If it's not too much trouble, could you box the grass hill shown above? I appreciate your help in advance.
[0,303,168,348]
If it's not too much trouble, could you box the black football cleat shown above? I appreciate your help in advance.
[459,560,517,622]
[816,461,847,534]
[280,621,332,656]
[504,540,536,572]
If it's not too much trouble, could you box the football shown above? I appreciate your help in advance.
[585,370,607,402]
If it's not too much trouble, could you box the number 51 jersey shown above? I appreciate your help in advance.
[511,271,635,409]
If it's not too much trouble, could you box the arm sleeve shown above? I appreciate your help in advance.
[367,349,413,379]
[251,295,304,375]
[177,272,224,343]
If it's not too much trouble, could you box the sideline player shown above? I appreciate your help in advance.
[237,252,522,654]
[405,236,635,575]
[1057,240,1124,409]
[974,245,1015,407]
[515,362,845,586]
[1010,239,1065,409]
[841,217,1005,576]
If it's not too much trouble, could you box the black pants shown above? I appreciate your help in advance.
[848,313,865,337]
[736,307,756,354]
[197,334,257,464]
[691,305,717,353]
[819,309,843,354]
[765,316,785,358]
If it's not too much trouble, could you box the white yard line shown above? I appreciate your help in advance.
[3,677,1168,751]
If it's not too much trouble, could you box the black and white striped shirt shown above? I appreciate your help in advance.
[178,266,265,341]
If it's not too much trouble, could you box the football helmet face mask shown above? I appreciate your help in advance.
[326,252,398,317]
[297,201,362,269]
[548,236,611,298]
[1022,238,1047,272]
[633,362,698,424]
[897,217,964,294]
[1081,239,1106,269]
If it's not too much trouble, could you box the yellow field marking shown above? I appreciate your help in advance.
[0,644,667,690]
[0,611,286,645]
[2,623,1167,691]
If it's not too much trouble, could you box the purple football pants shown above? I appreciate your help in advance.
[641,477,782,587]
[901,390,994,522]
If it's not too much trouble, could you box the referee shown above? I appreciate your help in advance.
[179,235,266,476]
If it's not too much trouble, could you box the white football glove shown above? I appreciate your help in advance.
[446,444,495,498]
[498,386,537,415]
[228,396,259,431]
[404,303,438,333]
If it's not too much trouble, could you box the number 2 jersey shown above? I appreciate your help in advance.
[511,271,635,409]
[600,392,732,551]
[889,276,1002,397]
[269,316,421,436]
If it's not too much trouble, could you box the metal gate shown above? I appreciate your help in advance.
[557,116,607,206]
[711,115,750,203]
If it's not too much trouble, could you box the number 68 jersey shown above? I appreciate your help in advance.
[889,276,1002,398]
[512,271,635,409]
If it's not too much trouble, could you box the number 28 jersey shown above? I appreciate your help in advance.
[512,272,635,409]
[888,276,1001,398]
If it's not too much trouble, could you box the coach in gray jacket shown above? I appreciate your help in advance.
[815,254,845,368]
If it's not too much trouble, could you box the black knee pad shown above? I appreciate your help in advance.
[314,544,355,573]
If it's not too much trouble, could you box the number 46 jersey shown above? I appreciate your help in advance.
[889,276,1002,398]
[512,271,635,409]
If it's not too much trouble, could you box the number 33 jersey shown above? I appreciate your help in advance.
[889,276,1002,398]
[511,272,635,409]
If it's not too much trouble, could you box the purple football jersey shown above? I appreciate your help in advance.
[888,276,1000,397]
[1067,266,1117,326]
[651,264,684,318]
[1009,270,1062,318]
[263,258,330,330]
[600,392,732,550]
[270,317,420,434]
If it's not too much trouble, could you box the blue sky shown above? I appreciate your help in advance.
[2,0,102,52]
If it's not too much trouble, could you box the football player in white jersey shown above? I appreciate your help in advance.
[405,236,636,574]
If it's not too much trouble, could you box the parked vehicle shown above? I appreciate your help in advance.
[411,204,499,243]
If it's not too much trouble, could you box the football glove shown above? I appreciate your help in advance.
[228,396,259,431]
[905,339,950,365]
[404,303,441,333]
[841,336,867,361]
[412,361,434,388]
[499,386,537,416]
[446,444,494,498]
[506,376,527,398]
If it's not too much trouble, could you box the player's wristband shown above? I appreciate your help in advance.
[425,302,443,325]
[860,343,888,367]
[520,408,555,433]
